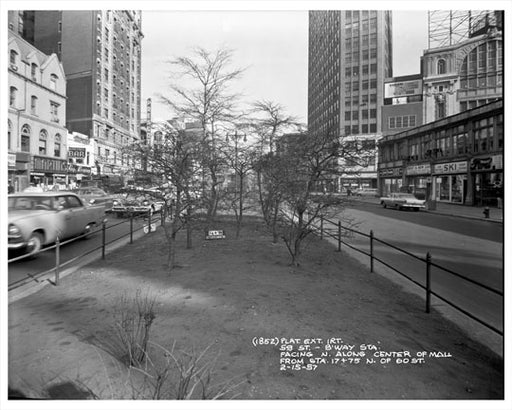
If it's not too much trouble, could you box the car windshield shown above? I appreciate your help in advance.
[396,193,416,198]
[9,196,56,211]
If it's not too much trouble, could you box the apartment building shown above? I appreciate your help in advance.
[8,30,67,192]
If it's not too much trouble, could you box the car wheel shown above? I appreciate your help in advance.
[414,208,419,212]
[26,232,43,256]
[82,223,95,239]
[381,202,387,208]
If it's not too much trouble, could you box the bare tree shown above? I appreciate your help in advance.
[125,125,202,273]
[219,131,255,238]
[247,100,303,242]
[159,47,246,223]
[267,130,374,266]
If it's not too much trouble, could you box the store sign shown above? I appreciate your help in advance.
[68,148,86,158]
[470,155,503,171]
[434,161,467,175]
[8,153,16,167]
[32,156,67,173]
[384,80,422,98]
[378,167,403,177]
[77,166,92,175]
[406,163,431,176]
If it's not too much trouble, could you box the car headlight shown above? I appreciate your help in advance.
[8,224,20,235]
[113,200,119,205]
[89,199,96,204]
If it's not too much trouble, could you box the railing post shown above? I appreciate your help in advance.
[320,216,324,240]
[102,220,106,260]
[337,220,341,252]
[148,209,152,233]
[370,230,374,273]
[426,252,432,313]
[55,236,60,286]
[130,212,134,244]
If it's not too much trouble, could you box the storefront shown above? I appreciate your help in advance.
[470,155,503,207]
[8,152,31,193]
[31,156,69,189]
[378,167,403,196]
[433,161,468,204]
[404,163,431,200]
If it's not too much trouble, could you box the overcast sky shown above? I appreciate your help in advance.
[141,9,428,124]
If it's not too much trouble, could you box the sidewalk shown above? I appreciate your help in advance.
[352,196,503,223]
[426,201,503,223]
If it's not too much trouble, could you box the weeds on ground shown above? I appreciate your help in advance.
[113,289,156,367]
[129,341,245,399]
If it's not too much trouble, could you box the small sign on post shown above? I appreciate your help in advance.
[143,223,156,234]
[205,229,226,240]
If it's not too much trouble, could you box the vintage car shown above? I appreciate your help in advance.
[74,187,114,212]
[8,192,106,256]
[111,193,163,218]
[354,188,378,197]
[380,193,426,211]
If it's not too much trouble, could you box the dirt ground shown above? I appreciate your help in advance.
[8,215,504,402]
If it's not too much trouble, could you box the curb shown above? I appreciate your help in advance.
[8,221,160,304]
[424,210,503,224]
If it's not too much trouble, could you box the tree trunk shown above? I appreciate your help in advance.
[186,208,192,249]
[271,200,280,243]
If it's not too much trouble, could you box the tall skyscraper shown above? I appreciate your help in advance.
[308,10,393,191]
[11,10,143,178]
[308,10,392,138]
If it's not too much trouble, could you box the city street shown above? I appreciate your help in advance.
[326,201,503,334]
[8,215,153,288]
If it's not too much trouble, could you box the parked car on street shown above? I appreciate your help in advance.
[354,188,378,197]
[380,193,426,211]
[8,192,106,257]
[111,193,163,218]
[74,187,114,211]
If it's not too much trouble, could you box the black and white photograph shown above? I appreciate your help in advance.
[2,1,510,409]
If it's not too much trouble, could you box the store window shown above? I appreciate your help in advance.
[435,174,465,204]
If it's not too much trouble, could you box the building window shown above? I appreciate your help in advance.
[54,134,61,157]
[39,130,48,155]
[9,87,17,107]
[8,120,12,150]
[31,63,38,80]
[57,42,62,54]
[10,49,18,65]
[30,96,38,115]
[50,101,60,122]
[21,125,31,152]
[58,20,62,32]
[435,99,446,120]
[50,74,58,91]
[437,59,446,74]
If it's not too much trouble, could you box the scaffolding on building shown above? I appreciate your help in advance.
[427,10,500,49]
